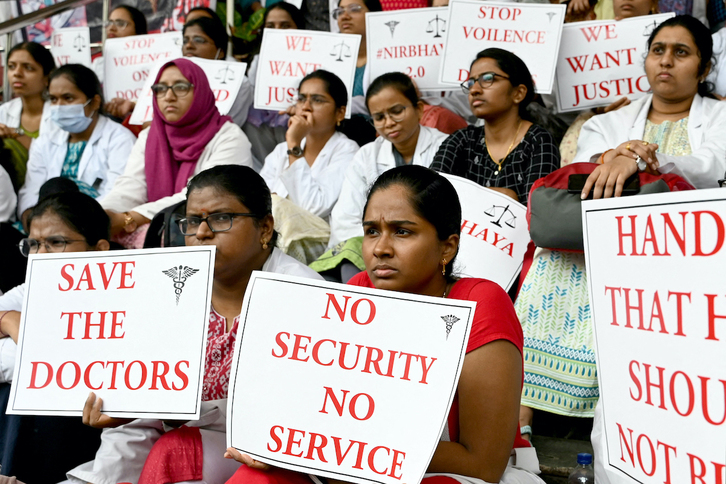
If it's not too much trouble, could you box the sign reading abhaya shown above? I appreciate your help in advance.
[582,190,726,484]
[442,174,530,291]
[440,0,565,94]
[50,27,92,68]
[227,273,475,484]
[8,247,215,420]
[554,14,673,113]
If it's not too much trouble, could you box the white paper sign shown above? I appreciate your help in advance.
[554,14,673,113]
[254,29,361,117]
[440,0,565,94]
[442,174,530,291]
[104,32,183,102]
[582,190,726,484]
[227,273,475,484]
[367,8,452,91]
[50,27,92,68]
[129,57,247,125]
[8,247,216,420]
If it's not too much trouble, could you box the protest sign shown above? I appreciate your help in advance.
[254,29,361,117]
[442,174,530,291]
[582,190,726,484]
[129,57,247,125]
[440,0,565,94]
[227,273,475,484]
[555,14,673,113]
[8,246,215,420]
[367,8,452,91]
[104,32,183,102]
[50,27,92,68]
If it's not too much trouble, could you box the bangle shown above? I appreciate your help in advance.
[598,149,614,164]
[0,311,10,337]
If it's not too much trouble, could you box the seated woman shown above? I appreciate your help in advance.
[17,64,136,226]
[101,58,253,248]
[0,42,57,188]
[431,48,560,205]
[224,165,542,484]
[0,192,109,481]
[68,165,322,484]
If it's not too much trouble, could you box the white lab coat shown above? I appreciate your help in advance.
[709,28,726,97]
[0,97,57,134]
[328,125,448,247]
[101,121,253,220]
[260,131,359,219]
[573,94,726,189]
[17,115,136,216]
[0,283,23,384]
[0,165,16,222]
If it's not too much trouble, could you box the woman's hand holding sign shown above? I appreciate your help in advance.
[83,392,134,429]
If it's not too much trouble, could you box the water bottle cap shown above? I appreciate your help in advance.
[577,453,593,465]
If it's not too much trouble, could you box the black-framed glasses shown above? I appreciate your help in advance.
[18,236,86,257]
[182,35,210,46]
[177,212,259,235]
[460,72,510,93]
[368,104,409,127]
[104,19,131,29]
[151,82,194,98]
[332,4,364,19]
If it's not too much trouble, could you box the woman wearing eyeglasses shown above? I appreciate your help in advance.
[431,48,560,206]
[70,165,322,484]
[260,70,358,220]
[101,58,252,248]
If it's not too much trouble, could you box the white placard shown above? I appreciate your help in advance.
[367,9,452,91]
[50,27,92,68]
[554,14,673,113]
[129,58,247,125]
[7,247,216,420]
[254,29,361,117]
[104,32,183,102]
[440,0,565,94]
[582,189,726,484]
[442,174,530,291]
[227,272,475,484]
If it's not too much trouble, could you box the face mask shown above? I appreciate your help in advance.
[50,99,94,133]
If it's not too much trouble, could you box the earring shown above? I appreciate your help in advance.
[441,259,447,276]
[337,120,341,127]
[262,240,269,250]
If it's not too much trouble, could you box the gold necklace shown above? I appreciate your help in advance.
[485,119,522,176]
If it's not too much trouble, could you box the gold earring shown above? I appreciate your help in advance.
[262,240,268,250]
[441,259,447,276]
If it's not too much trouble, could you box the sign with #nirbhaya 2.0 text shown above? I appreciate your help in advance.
[8,246,215,420]
[227,273,475,484]
[582,190,726,484]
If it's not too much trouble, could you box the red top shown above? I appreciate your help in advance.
[202,309,240,401]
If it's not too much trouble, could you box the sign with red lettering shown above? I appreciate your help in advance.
[103,32,183,103]
[554,14,673,113]
[50,27,92,68]
[440,0,565,94]
[7,247,215,419]
[582,190,726,484]
[366,9,452,91]
[129,57,247,125]
[254,29,361,117]
[227,272,475,484]
[442,174,530,291]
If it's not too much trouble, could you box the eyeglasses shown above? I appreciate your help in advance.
[151,82,194,98]
[18,236,86,257]
[369,104,409,127]
[177,212,259,236]
[104,19,131,29]
[296,94,331,107]
[332,4,364,19]
[182,35,210,46]
[719,179,726,187]
[460,72,510,93]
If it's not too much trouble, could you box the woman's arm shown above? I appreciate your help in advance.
[17,136,51,217]
[100,130,150,213]
[329,147,370,246]
[427,339,522,483]
[96,122,137,200]
[523,128,561,197]
[430,129,469,175]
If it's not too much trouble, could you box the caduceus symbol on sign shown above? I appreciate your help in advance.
[330,42,352,62]
[162,265,199,305]
[73,34,86,52]
[384,20,400,38]
[441,314,460,340]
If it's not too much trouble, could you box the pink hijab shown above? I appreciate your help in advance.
[145,58,232,202]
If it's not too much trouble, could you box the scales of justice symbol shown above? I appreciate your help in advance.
[330,41,352,62]
[162,265,199,305]
[484,204,517,229]
[215,66,235,85]
[426,15,446,38]
[73,34,86,53]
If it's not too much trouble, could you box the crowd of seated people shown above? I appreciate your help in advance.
[0,0,725,481]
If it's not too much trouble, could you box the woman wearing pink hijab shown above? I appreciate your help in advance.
[101,58,253,248]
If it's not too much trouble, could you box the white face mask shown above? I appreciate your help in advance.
[50,99,94,133]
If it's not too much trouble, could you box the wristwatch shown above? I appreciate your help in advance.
[286,146,303,157]
[123,212,138,233]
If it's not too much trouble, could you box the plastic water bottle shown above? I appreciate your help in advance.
[568,453,595,484]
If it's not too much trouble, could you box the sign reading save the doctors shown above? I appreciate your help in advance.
[227,273,475,484]
[440,0,565,94]
[582,190,726,484]
[442,174,530,291]
[555,14,673,113]
[8,247,215,420]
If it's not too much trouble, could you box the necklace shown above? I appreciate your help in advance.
[485,119,523,176]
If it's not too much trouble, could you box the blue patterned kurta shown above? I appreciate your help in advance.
[60,141,99,198]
